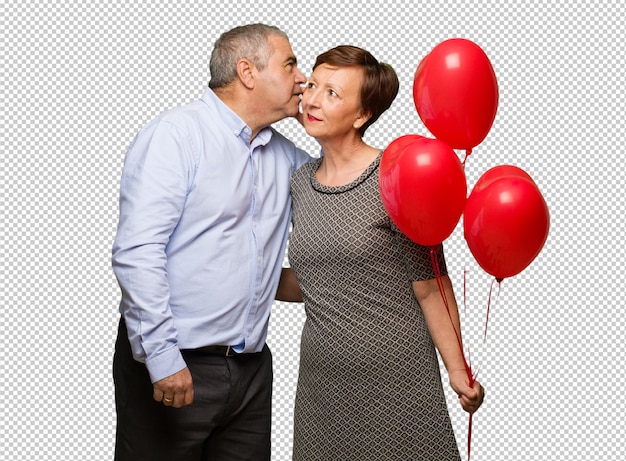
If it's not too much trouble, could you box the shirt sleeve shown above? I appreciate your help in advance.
[111,118,194,383]
[294,146,315,169]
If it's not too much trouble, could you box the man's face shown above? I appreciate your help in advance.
[256,35,307,120]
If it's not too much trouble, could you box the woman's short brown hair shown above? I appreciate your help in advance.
[312,45,399,136]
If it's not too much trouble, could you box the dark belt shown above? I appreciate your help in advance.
[192,345,239,357]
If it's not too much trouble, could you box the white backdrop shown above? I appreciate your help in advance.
[1,1,624,459]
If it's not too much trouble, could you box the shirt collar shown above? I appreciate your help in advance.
[201,88,272,147]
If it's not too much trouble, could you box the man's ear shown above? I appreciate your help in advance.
[236,59,256,89]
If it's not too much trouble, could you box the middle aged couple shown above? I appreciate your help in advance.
[111,23,484,461]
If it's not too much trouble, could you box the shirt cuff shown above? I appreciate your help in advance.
[145,346,187,383]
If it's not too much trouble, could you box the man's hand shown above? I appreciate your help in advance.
[153,367,194,408]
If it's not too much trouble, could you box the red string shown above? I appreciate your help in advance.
[430,246,475,460]
[429,246,467,367]
[462,148,473,167]
[484,277,502,342]
[463,268,468,316]
[468,413,474,460]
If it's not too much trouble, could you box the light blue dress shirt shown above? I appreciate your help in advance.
[112,88,311,383]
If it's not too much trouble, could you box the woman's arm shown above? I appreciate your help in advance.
[413,275,484,413]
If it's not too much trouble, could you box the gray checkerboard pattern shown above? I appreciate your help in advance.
[1,1,624,460]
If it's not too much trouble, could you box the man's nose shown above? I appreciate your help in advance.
[295,68,306,84]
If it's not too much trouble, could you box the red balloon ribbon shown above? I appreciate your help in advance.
[462,149,473,168]
[429,246,476,460]
[459,268,504,461]
[483,277,501,342]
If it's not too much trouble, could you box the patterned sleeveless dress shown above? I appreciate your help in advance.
[289,153,460,460]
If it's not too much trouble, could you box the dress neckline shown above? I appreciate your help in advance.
[310,151,382,195]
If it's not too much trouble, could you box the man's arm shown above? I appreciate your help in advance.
[275,267,303,302]
[112,120,194,406]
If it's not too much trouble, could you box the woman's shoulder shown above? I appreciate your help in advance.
[293,156,322,179]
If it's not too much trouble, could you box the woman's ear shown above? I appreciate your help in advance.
[353,111,372,130]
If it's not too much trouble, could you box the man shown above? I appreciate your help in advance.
[111,24,310,460]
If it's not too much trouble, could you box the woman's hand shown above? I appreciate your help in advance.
[449,368,485,414]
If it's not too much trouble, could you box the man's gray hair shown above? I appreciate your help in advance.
[209,24,288,89]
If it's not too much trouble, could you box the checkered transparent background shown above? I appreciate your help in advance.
[1,0,624,459]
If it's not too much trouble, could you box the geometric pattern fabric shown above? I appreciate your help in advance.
[288,155,461,460]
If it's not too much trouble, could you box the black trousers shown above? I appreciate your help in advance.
[113,319,272,461]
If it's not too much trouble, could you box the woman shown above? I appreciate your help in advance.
[278,45,484,460]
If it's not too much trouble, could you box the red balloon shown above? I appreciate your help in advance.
[381,134,425,164]
[413,38,499,150]
[464,176,549,280]
[380,137,467,246]
[472,164,536,193]
[379,135,425,180]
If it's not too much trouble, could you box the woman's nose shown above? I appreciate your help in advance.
[303,88,319,107]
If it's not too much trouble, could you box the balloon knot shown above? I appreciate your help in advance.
[462,149,472,166]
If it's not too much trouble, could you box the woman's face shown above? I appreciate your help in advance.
[301,63,369,140]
